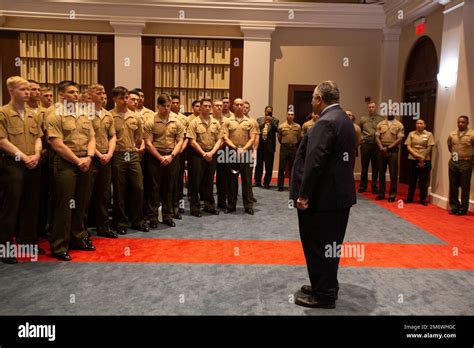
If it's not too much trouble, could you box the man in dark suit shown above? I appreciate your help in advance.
[291,81,357,308]
[254,106,279,188]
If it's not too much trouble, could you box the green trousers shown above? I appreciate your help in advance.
[188,151,216,213]
[88,157,112,233]
[449,159,473,212]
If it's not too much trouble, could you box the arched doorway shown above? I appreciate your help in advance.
[400,36,438,184]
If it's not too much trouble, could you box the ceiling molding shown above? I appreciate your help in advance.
[110,21,146,36]
[384,0,442,28]
[0,0,386,30]
[240,25,275,40]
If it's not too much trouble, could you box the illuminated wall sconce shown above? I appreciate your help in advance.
[437,68,457,89]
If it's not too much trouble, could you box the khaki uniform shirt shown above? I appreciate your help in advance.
[187,114,198,124]
[186,117,221,151]
[246,116,260,135]
[404,130,435,160]
[220,115,258,147]
[172,111,189,129]
[110,108,142,152]
[360,114,385,142]
[47,104,94,156]
[223,111,235,118]
[354,123,362,146]
[278,122,302,144]
[447,129,474,159]
[375,119,404,146]
[0,102,43,156]
[144,112,185,153]
[91,108,115,154]
[302,119,315,136]
[37,105,55,132]
[137,107,155,126]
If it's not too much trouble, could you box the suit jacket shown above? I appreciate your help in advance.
[290,105,356,211]
[256,117,279,153]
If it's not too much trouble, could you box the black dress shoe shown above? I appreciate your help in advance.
[173,213,182,220]
[375,195,385,200]
[295,295,335,309]
[245,208,254,215]
[36,246,46,255]
[149,221,159,229]
[224,208,236,214]
[263,184,270,189]
[217,204,228,210]
[178,208,185,214]
[300,285,339,300]
[449,209,459,215]
[191,211,202,218]
[132,223,150,232]
[371,187,378,194]
[97,230,118,238]
[116,227,127,235]
[204,208,219,215]
[1,257,18,264]
[51,252,72,261]
[358,187,366,193]
[278,187,284,192]
[388,196,396,203]
[457,210,467,216]
[255,182,261,187]
[405,199,413,204]
[420,201,428,206]
[163,219,176,227]
[70,239,96,251]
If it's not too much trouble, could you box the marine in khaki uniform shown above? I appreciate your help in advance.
[404,119,435,206]
[220,98,258,214]
[277,111,302,191]
[447,115,474,215]
[0,76,43,264]
[375,113,404,202]
[187,98,222,217]
[171,94,189,218]
[86,84,117,238]
[212,99,229,210]
[243,101,259,203]
[302,112,319,136]
[222,97,235,118]
[359,102,385,193]
[110,87,149,235]
[187,100,201,124]
[144,94,185,228]
[47,80,96,261]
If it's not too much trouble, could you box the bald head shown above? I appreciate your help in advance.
[233,98,244,117]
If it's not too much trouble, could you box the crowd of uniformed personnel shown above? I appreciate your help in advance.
[0,76,473,264]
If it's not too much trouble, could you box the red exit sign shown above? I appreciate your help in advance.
[415,17,427,35]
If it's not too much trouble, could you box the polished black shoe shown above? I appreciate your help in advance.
[178,208,185,214]
[116,227,128,235]
[457,210,468,216]
[51,252,72,261]
[405,199,413,204]
[245,208,254,215]
[449,209,459,215]
[149,221,159,229]
[375,195,385,200]
[132,223,150,232]
[255,182,262,187]
[358,187,366,193]
[97,230,118,238]
[204,208,219,215]
[278,187,284,192]
[191,211,202,218]
[217,204,228,210]
[420,201,428,206]
[224,208,236,214]
[371,187,378,194]
[36,246,46,255]
[388,196,396,203]
[162,219,176,227]
[70,239,96,251]
[295,295,335,309]
[300,285,338,300]
[173,213,182,220]
[263,184,270,189]
[1,257,19,264]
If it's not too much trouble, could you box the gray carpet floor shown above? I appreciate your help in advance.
[0,185,471,315]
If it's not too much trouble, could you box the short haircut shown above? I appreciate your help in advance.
[200,97,212,105]
[171,94,180,100]
[265,105,273,110]
[40,86,52,93]
[213,99,222,104]
[128,90,140,98]
[157,93,171,106]
[6,76,28,89]
[132,88,144,93]
[222,96,230,101]
[58,80,78,93]
[416,118,426,124]
[192,100,200,107]
[112,86,128,98]
[243,101,250,106]
[89,83,105,92]
[27,79,40,85]
[314,81,340,104]
[458,115,469,123]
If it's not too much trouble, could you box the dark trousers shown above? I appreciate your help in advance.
[448,159,473,212]
[37,155,50,238]
[141,152,152,219]
[189,151,217,213]
[88,158,112,232]
[297,208,350,302]
[112,151,144,228]
[0,156,41,246]
[278,144,297,189]
[255,147,275,186]
[227,150,253,210]
[378,148,399,198]
[216,159,228,208]
[407,160,431,202]
[49,156,92,254]
[360,141,379,190]
[173,153,186,213]
[148,152,179,222]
